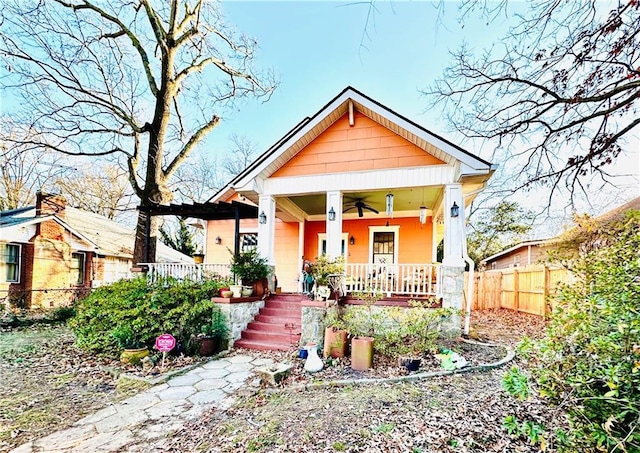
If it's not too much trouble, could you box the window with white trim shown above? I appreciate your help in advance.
[1,244,20,283]
[240,233,258,252]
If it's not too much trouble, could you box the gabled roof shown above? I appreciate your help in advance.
[210,86,495,203]
[1,207,98,249]
[0,205,192,263]
[480,239,555,264]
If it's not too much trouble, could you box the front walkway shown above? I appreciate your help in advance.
[11,355,275,453]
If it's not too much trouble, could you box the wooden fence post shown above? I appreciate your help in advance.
[543,265,551,315]
[512,270,517,310]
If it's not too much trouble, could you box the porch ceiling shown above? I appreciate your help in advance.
[285,187,442,217]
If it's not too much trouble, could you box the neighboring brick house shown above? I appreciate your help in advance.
[480,239,555,270]
[0,192,192,309]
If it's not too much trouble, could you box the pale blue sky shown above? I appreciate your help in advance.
[207,1,514,160]
[205,1,638,225]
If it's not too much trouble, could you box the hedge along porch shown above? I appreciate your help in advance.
[203,87,495,338]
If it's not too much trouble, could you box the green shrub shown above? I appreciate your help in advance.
[69,277,226,357]
[340,299,456,358]
[526,210,640,452]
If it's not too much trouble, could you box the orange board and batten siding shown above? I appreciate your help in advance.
[271,112,444,177]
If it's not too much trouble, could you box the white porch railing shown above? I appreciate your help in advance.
[143,263,232,285]
[343,263,441,297]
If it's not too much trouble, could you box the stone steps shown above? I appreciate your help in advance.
[234,293,304,352]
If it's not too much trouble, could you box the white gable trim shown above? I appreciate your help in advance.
[227,87,492,198]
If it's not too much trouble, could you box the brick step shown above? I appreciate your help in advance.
[254,314,301,324]
[234,338,296,351]
[241,329,301,344]
[262,301,302,311]
[260,307,302,318]
[247,321,302,333]
[268,293,307,301]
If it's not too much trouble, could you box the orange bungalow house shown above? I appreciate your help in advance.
[203,87,496,316]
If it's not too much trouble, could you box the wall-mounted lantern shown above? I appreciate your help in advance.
[259,211,267,224]
[451,202,459,218]
[349,235,355,245]
[328,207,336,221]
[215,236,222,245]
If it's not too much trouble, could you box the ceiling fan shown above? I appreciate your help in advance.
[343,198,379,217]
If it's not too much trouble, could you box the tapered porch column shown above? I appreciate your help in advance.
[325,191,343,259]
[257,195,276,265]
[442,184,465,268]
[441,183,465,334]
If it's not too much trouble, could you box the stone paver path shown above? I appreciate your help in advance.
[11,354,275,453]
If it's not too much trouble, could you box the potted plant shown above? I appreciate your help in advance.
[229,249,270,297]
[323,303,348,358]
[112,324,149,365]
[344,289,383,370]
[312,255,345,300]
[198,306,229,356]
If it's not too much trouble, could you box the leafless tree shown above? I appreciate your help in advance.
[54,163,135,221]
[222,133,259,179]
[0,119,76,210]
[425,0,640,202]
[171,147,225,204]
[0,0,277,263]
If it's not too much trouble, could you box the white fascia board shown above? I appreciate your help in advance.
[234,96,351,188]
[347,91,491,171]
[263,165,456,197]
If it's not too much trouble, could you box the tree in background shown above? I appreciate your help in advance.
[467,201,535,267]
[221,134,259,179]
[0,119,76,210]
[1,0,276,264]
[160,217,197,257]
[54,164,135,222]
[426,0,639,201]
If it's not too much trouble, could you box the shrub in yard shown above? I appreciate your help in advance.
[69,277,225,357]
[524,210,640,452]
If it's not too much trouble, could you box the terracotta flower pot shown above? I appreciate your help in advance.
[351,336,374,371]
[323,326,347,358]
[199,337,219,356]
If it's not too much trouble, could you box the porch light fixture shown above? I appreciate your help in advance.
[349,235,355,245]
[385,193,394,217]
[259,211,267,224]
[328,207,336,221]
[215,236,222,245]
[451,202,460,218]
[419,206,427,225]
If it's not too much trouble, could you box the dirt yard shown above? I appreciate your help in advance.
[0,310,556,452]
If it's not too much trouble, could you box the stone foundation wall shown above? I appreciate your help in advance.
[300,305,326,347]
[216,300,264,346]
[439,265,465,337]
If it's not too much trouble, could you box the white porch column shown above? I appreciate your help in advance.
[441,183,465,335]
[257,195,276,265]
[442,184,465,268]
[325,191,343,258]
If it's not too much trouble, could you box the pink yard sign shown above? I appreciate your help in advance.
[155,333,176,352]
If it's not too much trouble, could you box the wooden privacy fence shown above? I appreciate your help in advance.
[466,264,571,316]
